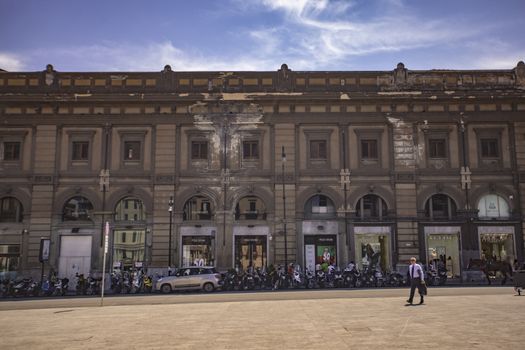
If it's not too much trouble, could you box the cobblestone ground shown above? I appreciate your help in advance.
[0,289,523,349]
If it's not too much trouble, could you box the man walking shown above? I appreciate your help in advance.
[407,257,426,305]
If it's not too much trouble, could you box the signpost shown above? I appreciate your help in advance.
[101,221,109,306]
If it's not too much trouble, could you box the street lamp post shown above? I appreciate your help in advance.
[281,146,288,267]
[168,196,174,268]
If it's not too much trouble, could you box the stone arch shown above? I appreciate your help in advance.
[296,186,342,216]
[418,184,465,211]
[349,186,394,212]
[470,184,515,214]
[53,187,101,215]
[0,187,32,221]
[228,186,274,213]
[107,187,153,217]
[175,187,220,213]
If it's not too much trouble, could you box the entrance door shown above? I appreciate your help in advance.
[234,236,267,271]
[58,236,92,283]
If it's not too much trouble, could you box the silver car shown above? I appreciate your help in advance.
[156,267,222,293]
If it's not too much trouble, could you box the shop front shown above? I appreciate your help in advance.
[424,226,461,278]
[302,220,338,272]
[478,226,516,263]
[353,226,391,272]
[0,244,20,279]
[304,235,337,272]
[180,226,216,267]
[112,228,145,269]
[233,226,268,271]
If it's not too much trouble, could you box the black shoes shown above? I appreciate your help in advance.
[406,299,412,304]
[419,299,424,304]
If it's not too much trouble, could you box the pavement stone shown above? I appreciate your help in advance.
[0,288,523,349]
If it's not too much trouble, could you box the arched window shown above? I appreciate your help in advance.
[183,195,214,221]
[62,196,93,221]
[115,197,146,221]
[235,196,266,220]
[477,194,510,219]
[425,194,457,220]
[356,195,388,220]
[0,197,23,222]
[305,195,336,219]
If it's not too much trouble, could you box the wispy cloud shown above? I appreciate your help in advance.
[0,52,26,71]
[250,0,482,68]
[26,41,285,72]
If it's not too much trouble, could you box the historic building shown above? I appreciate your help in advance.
[1,62,525,283]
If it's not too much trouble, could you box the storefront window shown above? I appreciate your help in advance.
[62,196,93,221]
[0,197,23,222]
[234,235,267,271]
[113,229,145,269]
[183,195,213,221]
[426,234,460,278]
[115,197,146,221]
[235,196,267,220]
[304,235,337,272]
[477,195,510,219]
[182,236,213,267]
[354,234,390,271]
[0,244,20,279]
[480,233,515,262]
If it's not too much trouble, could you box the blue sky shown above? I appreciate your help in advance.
[1,0,524,72]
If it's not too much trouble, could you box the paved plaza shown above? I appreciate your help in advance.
[0,287,523,349]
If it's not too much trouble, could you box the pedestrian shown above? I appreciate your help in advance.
[406,257,426,305]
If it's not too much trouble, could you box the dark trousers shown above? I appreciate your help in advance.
[408,279,424,303]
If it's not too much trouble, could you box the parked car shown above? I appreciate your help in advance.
[156,267,222,293]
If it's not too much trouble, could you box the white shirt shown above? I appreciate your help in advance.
[410,263,424,281]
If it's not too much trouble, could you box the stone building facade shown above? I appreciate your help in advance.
[1,62,525,282]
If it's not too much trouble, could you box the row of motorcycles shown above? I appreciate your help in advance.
[0,276,70,298]
[222,263,407,291]
[222,262,447,291]
[110,269,153,294]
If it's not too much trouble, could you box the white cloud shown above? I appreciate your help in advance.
[30,41,285,71]
[249,0,484,68]
[0,52,25,71]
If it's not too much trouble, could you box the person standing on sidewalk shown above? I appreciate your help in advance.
[407,257,426,305]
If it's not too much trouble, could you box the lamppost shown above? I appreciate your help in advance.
[168,196,174,268]
[281,146,288,267]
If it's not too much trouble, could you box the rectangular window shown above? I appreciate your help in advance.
[124,141,141,160]
[361,139,378,159]
[309,140,327,159]
[481,139,498,158]
[242,141,259,159]
[3,142,21,161]
[429,138,446,158]
[72,141,89,161]
[191,141,208,160]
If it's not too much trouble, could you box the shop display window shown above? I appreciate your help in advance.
[0,244,20,279]
[304,235,337,272]
[234,235,267,271]
[354,234,390,271]
[182,236,213,267]
[480,233,515,262]
[426,234,460,278]
[113,229,145,269]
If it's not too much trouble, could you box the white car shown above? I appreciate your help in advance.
[156,267,222,293]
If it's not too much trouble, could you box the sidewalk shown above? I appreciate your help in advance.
[0,288,523,349]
